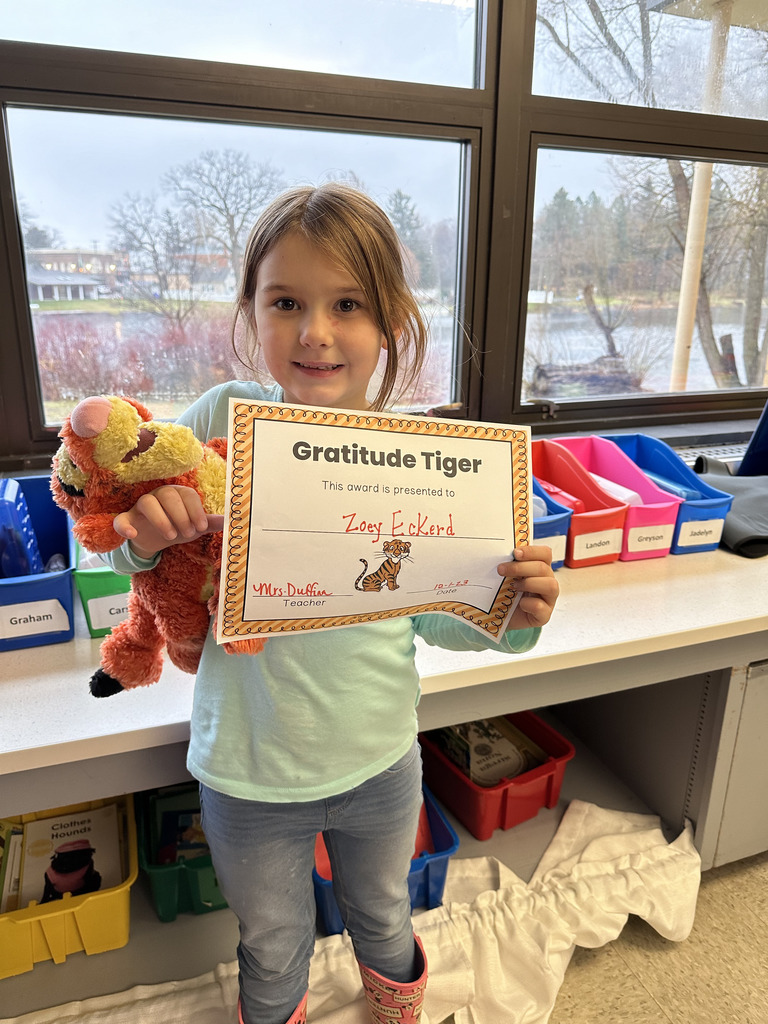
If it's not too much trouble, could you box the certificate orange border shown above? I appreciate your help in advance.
[219,403,531,642]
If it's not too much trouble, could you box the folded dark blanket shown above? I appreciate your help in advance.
[694,456,768,558]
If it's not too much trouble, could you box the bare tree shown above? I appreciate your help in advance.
[535,0,662,106]
[109,192,203,334]
[164,150,285,279]
[727,165,768,385]
[536,0,768,388]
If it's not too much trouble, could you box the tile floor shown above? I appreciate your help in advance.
[439,850,768,1024]
[549,849,768,1024]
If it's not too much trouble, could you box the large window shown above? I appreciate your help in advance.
[479,0,768,428]
[8,107,462,424]
[2,0,480,87]
[525,148,768,403]
[0,9,490,468]
[533,0,768,120]
[1,1,767,470]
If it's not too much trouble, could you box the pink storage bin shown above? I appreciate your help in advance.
[553,436,684,561]
[531,439,628,568]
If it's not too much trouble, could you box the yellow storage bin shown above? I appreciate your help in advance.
[0,794,138,979]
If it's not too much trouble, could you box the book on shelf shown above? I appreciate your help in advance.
[426,715,549,787]
[157,810,210,864]
[0,820,23,914]
[148,784,210,865]
[16,803,122,909]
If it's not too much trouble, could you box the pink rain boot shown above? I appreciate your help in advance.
[238,991,308,1024]
[358,935,427,1023]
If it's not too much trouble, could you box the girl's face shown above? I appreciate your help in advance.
[251,231,388,410]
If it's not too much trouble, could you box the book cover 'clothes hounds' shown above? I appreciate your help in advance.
[18,803,122,908]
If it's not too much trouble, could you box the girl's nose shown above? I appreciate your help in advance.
[299,309,333,347]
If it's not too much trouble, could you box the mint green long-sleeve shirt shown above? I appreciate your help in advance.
[106,381,540,802]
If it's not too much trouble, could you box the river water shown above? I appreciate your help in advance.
[523,305,761,397]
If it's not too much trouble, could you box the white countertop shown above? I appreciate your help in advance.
[1,548,766,779]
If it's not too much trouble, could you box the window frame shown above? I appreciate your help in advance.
[483,2,768,433]
[1,0,767,472]
[0,15,500,470]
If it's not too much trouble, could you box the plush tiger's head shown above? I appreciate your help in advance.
[51,395,205,550]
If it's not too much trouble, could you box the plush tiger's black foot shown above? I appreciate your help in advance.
[90,668,125,698]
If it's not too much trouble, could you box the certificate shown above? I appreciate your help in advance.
[216,401,532,644]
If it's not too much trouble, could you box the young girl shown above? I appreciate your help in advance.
[108,183,559,1024]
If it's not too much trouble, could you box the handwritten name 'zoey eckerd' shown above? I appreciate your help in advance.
[292,440,482,479]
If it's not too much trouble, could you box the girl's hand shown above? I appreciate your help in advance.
[497,544,560,631]
[112,484,224,560]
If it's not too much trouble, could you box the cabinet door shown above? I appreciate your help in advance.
[715,661,768,866]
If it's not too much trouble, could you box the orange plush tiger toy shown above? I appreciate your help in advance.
[51,395,264,697]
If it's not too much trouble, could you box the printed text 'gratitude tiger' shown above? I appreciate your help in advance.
[291,440,482,479]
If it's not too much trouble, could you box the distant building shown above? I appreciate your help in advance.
[25,246,235,304]
[25,248,129,302]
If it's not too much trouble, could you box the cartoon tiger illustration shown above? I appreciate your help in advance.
[354,539,412,592]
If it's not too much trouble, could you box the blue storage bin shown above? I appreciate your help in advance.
[0,478,44,577]
[602,434,734,554]
[0,475,76,651]
[532,477,572,571]
[312,785,459,935]
[737,397,768,476]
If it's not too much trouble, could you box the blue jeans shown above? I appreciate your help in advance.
[199,740,423,1024]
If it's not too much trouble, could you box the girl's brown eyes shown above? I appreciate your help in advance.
[271,297,359,312]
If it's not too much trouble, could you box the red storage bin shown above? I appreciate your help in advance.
[531,439,627,567]
[420,711,575,841]
[553,435,684,561]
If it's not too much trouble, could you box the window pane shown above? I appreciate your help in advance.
[8,108,462,423]
[524,148,768,404]
[2,0,479,88]
[534,1,768,120]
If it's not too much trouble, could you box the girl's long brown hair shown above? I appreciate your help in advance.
[232,183,429,411]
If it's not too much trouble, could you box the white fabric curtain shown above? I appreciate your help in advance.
[3,801,701,1024]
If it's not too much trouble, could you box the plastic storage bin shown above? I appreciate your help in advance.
[0,475,76,652]
[532,477,572,571]
[420,711,575,841]
[135,785,227,922]
[0,795,137,979]
[74,543,132,638]
[553,435,684,561]
[531,439,628,567]
[602,433,734,554]
[312,785,459,935]
[737,397,768,476]
[0,478,44,576]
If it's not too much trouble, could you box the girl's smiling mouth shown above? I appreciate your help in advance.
[295,361,343,372]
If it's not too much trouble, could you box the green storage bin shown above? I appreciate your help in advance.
[135,785,228,922]
[73,542,132,637]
